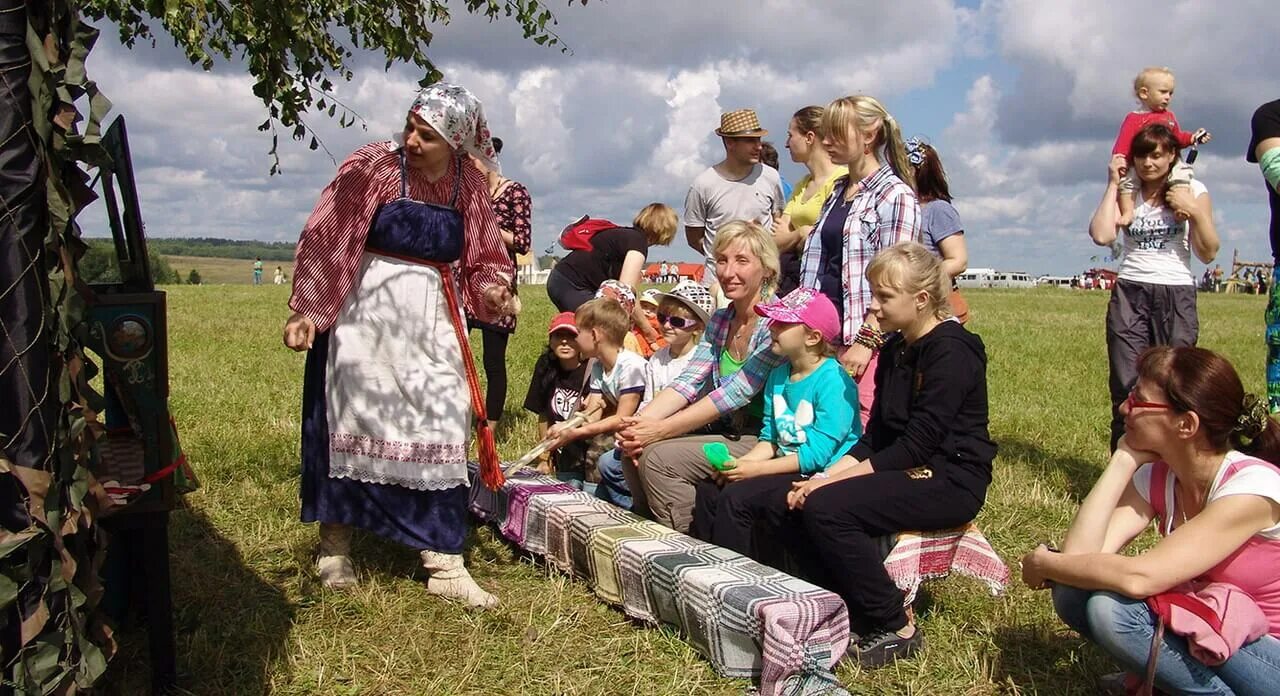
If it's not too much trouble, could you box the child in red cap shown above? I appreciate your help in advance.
[522,312,590,479]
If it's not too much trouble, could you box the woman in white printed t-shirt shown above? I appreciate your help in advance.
[1089,123,1220,451]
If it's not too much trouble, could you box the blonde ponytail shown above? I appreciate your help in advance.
[880,114,916,191]
[822,95,915,190]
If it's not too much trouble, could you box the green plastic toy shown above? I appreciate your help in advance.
[702,442,735,471]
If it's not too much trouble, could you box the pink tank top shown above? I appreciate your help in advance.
[1148,456,1280,635]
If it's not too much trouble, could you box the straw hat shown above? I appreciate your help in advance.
[715,109,768,138]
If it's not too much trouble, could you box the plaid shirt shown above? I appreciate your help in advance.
[799,165,920,346]
[669,304,785,415]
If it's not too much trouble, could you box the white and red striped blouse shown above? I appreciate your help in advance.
[289,141,513,332]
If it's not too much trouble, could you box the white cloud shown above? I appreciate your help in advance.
[72,0,1274,274]
[654,67,723,183]
[510,68,571,184]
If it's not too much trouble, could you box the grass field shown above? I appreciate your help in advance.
[102,283,1268,695]
[163,255,296,285]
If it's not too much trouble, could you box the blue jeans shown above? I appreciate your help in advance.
[555,470,597,497]
[1052,584,1280,695]
[594,449,631,510]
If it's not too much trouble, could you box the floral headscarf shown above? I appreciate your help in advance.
[595,279,636,315]
[408,82,501,173]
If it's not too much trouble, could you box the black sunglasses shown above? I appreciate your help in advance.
[657,313,697,329]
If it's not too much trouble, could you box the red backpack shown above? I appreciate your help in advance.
[559,215,620,252]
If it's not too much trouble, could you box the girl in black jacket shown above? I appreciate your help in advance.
[714,242,996,668]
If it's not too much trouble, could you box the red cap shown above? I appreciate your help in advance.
[547,311,579,336]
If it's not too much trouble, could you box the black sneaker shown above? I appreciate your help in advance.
[850,626,923,668]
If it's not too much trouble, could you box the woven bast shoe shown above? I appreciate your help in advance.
[317,523,357,589]
[421,550,499,609]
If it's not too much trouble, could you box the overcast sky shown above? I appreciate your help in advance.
[80,0,1278,276]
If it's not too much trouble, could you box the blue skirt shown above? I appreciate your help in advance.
[299,330,467,554]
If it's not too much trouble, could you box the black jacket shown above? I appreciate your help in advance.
[852,320,997,496]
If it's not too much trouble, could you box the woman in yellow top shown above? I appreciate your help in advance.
[773,105,849,297]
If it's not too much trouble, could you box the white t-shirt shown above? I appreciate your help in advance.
[1117,179,1207,286]
[588,350,647,406]
[641,345,696,410]
[1133,450,1280,539]
[684,164,784,283]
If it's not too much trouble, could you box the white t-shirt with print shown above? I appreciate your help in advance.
[1117,179,1207,286]
[641,345,696,410]
[588,350,647,406]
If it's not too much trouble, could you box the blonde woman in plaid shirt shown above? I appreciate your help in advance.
[800,96,921,427]
[618,222,787,533]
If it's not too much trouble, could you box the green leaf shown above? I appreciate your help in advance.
[0,574,19,610]
[0,528,42,561]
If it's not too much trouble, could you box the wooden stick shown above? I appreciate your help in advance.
[504,402,604,474]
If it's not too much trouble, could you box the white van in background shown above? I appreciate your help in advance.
[956,268,995,289]
[990,272,1034,289]
[1037,275,1073,288]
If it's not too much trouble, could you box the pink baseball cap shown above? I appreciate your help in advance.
[754,287,840,343]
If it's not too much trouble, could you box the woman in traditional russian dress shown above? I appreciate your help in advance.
[283,83,513,608]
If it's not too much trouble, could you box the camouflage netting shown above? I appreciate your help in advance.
[1,1,115,691]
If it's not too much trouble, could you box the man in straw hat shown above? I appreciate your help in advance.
[684,108,784,304]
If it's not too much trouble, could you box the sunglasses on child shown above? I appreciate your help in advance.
[657,313,697,329]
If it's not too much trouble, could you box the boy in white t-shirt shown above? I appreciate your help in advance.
[597,282,716,509]
[549,283,647,495]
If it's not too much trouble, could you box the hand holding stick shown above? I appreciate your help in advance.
[505,402,604,474]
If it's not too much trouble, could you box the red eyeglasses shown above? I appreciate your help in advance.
[1126,390,1172,411]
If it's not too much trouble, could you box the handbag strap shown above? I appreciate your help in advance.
[1141,618,1164,696]
[1148,591,1226,634]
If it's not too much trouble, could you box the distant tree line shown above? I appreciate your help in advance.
[84,236,297,261]
[80,240,181,284]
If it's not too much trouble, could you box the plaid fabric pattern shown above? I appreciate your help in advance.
[97,431,146,484]
[875,523,1009,605]
[798,166,920,346]
[468,464,850,696]
[500,482,576,544]
[588,520,678,604]
[667,304,786,415]
[524,491,586,556]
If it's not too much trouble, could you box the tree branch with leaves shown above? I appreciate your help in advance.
[82,0,585,171]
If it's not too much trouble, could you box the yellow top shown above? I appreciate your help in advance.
[782,166,849,229]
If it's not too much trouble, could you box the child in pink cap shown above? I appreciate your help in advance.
[691,287,861,543]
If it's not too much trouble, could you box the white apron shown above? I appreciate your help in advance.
[325,252,471,490]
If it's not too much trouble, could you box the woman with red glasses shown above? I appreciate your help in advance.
[1021,346,1280,694]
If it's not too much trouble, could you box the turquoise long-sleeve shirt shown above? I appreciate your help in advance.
[758,357,861,474]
